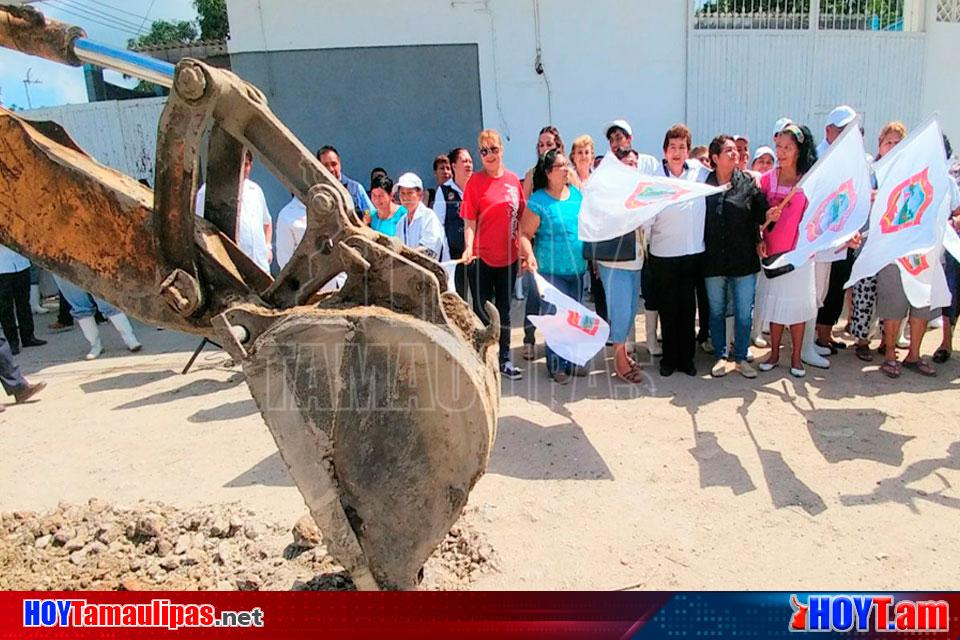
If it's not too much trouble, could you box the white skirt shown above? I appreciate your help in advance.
[760,261,818,326]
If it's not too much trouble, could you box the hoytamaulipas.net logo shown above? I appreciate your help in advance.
[789,594,949,633]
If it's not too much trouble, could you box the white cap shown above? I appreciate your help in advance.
[734,133,749,142]
[396,172,423,190]
[826,105,857,129]
[752,146,774,162]
[604,119,633,139]
[773,117,793,140]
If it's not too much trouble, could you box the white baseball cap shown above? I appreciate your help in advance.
[734,133,749,143]
[396,172,423,190]
[604,119,633,139]
[752,146,775,162]
[826,105,857,129]
[773,117,793,140]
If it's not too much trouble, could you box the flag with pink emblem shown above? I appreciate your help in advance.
[579,153,724,242]
[767,123,872,269]
[846,117,954,289]
[528,273,609,366]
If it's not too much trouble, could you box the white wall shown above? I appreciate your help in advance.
[225,0,688,170]
[921,6,960,147]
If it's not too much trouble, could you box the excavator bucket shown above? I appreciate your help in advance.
[0,4,501,590]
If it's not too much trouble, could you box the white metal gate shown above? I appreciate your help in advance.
[686,1,928,154]
[23,96,166,183]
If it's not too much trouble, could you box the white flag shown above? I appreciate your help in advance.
[896,247,951,309]
[846,117,953,288]
[768,124,871,269]
[579,152,724,242]
[527,273,609,366]
[944,223,960,262]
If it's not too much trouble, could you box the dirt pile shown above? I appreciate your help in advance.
[0,499,497,591]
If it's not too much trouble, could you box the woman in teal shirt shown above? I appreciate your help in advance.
[367,174,406,237]
[519,149,587,384]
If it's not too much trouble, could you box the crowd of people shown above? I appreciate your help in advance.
[267,109,959,385]
[3,105,960,410]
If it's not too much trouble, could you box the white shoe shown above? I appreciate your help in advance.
[108,314,142,352]
[745,348,755,363]
[814,342,832,356]
[711,360,727,377]
[737,361,758,379]
[753,334,768,348]
[790,366,806,378]
[77,316,103,360]
[802,320,830,369]
[29,284,49,314]
[758,361,778,372]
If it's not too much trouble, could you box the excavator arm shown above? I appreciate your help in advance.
[0,4,500,590]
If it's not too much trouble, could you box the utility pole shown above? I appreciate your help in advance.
[22,68,42,110]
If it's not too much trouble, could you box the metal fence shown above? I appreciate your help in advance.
[938,0,960,21]
[694,0,924,31]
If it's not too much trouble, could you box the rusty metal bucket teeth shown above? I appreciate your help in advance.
[218,305,499,590]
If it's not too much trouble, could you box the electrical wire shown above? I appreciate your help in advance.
[49,0,148,32]
[39,0,140,36]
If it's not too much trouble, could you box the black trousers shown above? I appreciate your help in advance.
[649,253,701,371]
[695,275,711,342]
[0,268,35,348]
[468,259,517,364]
[452,263,469,301]
[57,292,74,326]
[589,261,608,322]
[817,251,854,327]
[0,329,27,396]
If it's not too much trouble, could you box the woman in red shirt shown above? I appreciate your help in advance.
[461,129,526,380]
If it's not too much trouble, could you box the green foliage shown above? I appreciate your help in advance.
[194,0,230,40]
[127,19,198,49]
[697,0,904,26]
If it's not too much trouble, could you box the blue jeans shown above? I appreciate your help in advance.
[704,274,757,362]
[53,276,121,319]
[539,272,584,376]
[598,266,640,344]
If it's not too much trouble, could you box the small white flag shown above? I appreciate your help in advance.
[579,153,724,242]
[527,273,609,366]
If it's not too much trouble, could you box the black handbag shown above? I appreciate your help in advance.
[761,253,795,279]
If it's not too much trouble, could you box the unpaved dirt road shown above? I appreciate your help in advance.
[2,308,958,589]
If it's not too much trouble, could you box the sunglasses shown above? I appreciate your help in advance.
[479,146,501,157]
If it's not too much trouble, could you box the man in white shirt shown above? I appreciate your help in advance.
[275,196,306,270]
[195,151,273,274]
[647,124,710,377]
[395,173,447,261]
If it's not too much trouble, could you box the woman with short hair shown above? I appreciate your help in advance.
[702,135,771,378]
[461,129,526,380]
[367,174,406,237]
[850,121,907,362]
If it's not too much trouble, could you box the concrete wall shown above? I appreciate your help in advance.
[224,0,690,174]
[230,44,483,215]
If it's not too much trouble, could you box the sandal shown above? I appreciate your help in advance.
[932,348,951,364]
[615,362,645,383]
[902,359,937,377]
[855,344,874,362]
[880,360,901,378]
